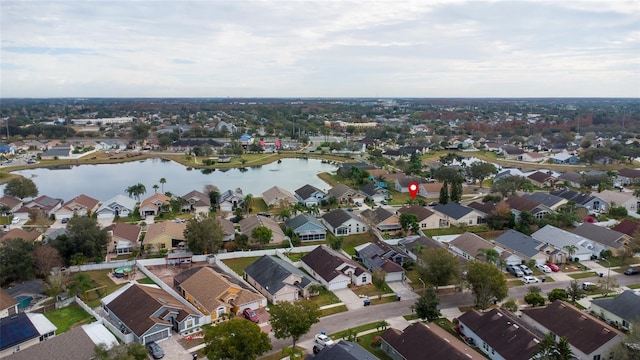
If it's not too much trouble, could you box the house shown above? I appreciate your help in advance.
[174,266,265,322]
[327,184,361,204]
[0,312,57,358]
[557,171,582,188]
[494,230,548,265]
[418,182,444,199]
[397,204,445,230]
[359,182,388,203]
[321,209,368,236]
[18,195,63,218]
[244,255,319,304]
[505,195,552,220]
[549,152,580,165]
[101,283,202,345]
[96,194,137,219]
[301,245,371,290]
[501,146,525,160]
[612,219,640,238]
[138,193,171,218]
[551,188,608,213]
[532,225,600,262]
[40,145,73,159]
[217,189,244,213]
[0,290,17,319]
[616,168,640,186]
[180,190,211,215]
[55,194,100,221]
[5,323,118,360]
[306,340,380,360]
[520,301,624,360]
[360,207,401,233]
[0,196,22,215]
[520,151,547,163]
[218,217,236,242]
[239,133,254,146]
[521,192,568,211]
[380,322,483,360]
[449,232,511,263]
[354,242,405,282]
[239,215,287,245]
[285,214,327,242]
[526,171,557,187]
[589,290,640,331]
[142,220,187,252]
[0,228,44,243]
[397,236,446,261]
[394,176,425,193]
[596,189,639,214]
[572,222,631,256]
[105,222,142,255]
[457,308,540,360]
[262,186,297,208]
[432,202,484,227]
[294,184,327,207]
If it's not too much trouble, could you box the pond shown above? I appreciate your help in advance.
[10,158,338,202]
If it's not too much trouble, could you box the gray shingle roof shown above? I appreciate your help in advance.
[295,184,323,200]
[494,229,544,258]
[306,340,380,360]
[244,255,316,296]
[521,192,566,208]
[590,290,640,323]
[433,202,473,219]
[322,209,362,228]
[572,222,626,250]
[285,214,324,231]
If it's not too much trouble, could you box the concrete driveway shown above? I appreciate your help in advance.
[154,335,192,360]
[387,281,419,301]
[333,288,364,310]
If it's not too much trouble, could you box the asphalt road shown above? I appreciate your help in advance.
[264,271,639,355]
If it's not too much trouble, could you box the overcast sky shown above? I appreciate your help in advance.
[1,1,639,98]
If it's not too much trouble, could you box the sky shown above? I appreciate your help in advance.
[1,0,639,98]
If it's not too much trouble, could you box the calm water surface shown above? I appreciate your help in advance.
[11,158,338,202]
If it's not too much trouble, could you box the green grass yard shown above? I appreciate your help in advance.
[44,304,93,333]
[221,256,261,277]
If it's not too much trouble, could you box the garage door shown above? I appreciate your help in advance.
[327,279,350,291]
[144,328,170,344]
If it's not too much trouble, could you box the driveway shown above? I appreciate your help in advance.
[387,281,419,301]
[154,335,192,359]
[333,288,364,310]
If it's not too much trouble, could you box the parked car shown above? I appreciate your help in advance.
[61,218,69,224]
[506,265,524,277]
[546,263,560,272]
[522,276,539,284]
[380,200,388,205]
[624,268,640,275]
[11,216,19,224]
[519,265,533,276]
[536,264,552,273]
[315,334,335,347]
[582,281,598,290]
[147,341,164,359]
[243,308,259,323]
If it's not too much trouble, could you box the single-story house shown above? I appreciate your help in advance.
[432,202,485,227]
[285,214,327,242]
[308,340,380,360]
[493,230,548,265]
[589,290,640,331]
[359,182,388,203]
[217,189,244,213]
[138,193,171,218]
[239,215,288,245]
[261,186,297,208]
[596,190,639,215]
[572,222,631,256]
[354,242,405,282]
[0,289,18,319]
[327,184,361,205]
[418,182,444,199]
[294,184,328,207]
[321,209,368,236]
[360,207,401,233]
[55,194,100,220]
[397,205,445,230]
[180,190,211,215]
[301,245,371,291]
[532,224,603,262]
[0,196,22,215]
[96,194,137,219]
[142,220,187,252]
[0,312,57,358]
[105,222,142,255]
[244,255,319,304]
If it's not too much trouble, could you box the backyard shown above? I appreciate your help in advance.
[221,256,261,277]
[44,304,93,333]
[342,233,379,256]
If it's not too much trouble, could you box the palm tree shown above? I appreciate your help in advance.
[477,248,501,266]
[278,208,292,221]
[159,178,167,193]
[68,273,94,301]
[244,194,253,215]
[563,245,578,263]
[152,184,159,193]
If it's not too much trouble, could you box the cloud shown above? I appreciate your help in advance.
[0,0,638,97]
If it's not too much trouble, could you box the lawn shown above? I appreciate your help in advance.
[319,305,348,317]
[568,271,600,280]
[221,256,261,277]
[137,277,157,285]
[44,304,93,333]
[357,331,393,360]
[627,283,640,289]
[84,270,127,308]
[285,252,308,262]
[369,295,399,305]
[351,283,393,297]
[330,322,384,339]
[597,256,639,268]
[342,233,379,256]
[303,288,340,307]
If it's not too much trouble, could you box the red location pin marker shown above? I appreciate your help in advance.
[408,182,419,199]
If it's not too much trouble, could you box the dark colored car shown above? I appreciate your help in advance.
[624,268,640,275]
[243,308,259,323]
[147,341,164,359]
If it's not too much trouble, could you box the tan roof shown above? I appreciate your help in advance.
[0,228,42,243]
[145,221,186,241]
[261,186,296,207]
[139,193,171,209]
[107,222,142,242]
[0,196,22,209]
[0,288,17,309]
[179,267,263,312]
[61,194,100,211]
[597,190,636,205]
[420,182,444,193]
[218,217,235,236]
[449,232,494,257]
[239,215,285,242]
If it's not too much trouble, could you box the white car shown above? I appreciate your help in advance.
[536,264,552,273]
[315,334,334,347]
[11,216,20,224]
[519,265,533,276]
[522,276,539,284]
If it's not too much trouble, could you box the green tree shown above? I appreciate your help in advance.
[565,280,586,303]
[203,318,272,360]
[269,301,320,348]
[125,183,146,202]
[502,299,519,312]
[563,245,578,263]
[411,286,441,321]
[611,321,640,360]
[466,261,508,309]
[327,234,344,250]
[68,272,95,300]
[439,179,449,204]
[449,180,463,203]
[244,194,254,215]
[152,184,159,193]
[251,226,273,244]
[0,238,36,285]
[548,288,569,302]
[95,342,148,360]
[524,292,546,307]
[466,162,497,188]
[533,333,574,360]
[515,211,537,235]
[476,248,501,267]
[52,217,109,264]
[4,177,39,199]
[399,213,419,234]
[418,248,461,290]
[491,175,531,198]
[184,216,224,254]
[159,177,167,193]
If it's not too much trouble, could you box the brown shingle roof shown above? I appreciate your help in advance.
[61,194,100,211]
[0,228,42,243]
[505,195,540,212]
[0,196,21,209]
[145,221,186,241]
[0,288,17,309]
[139,193,171,210]
[397,204,435,222]
[302,245,368,282]
[612,219,640,237]
[449,232,493,257]
[520,301,622,355]
[106,222,142,243]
